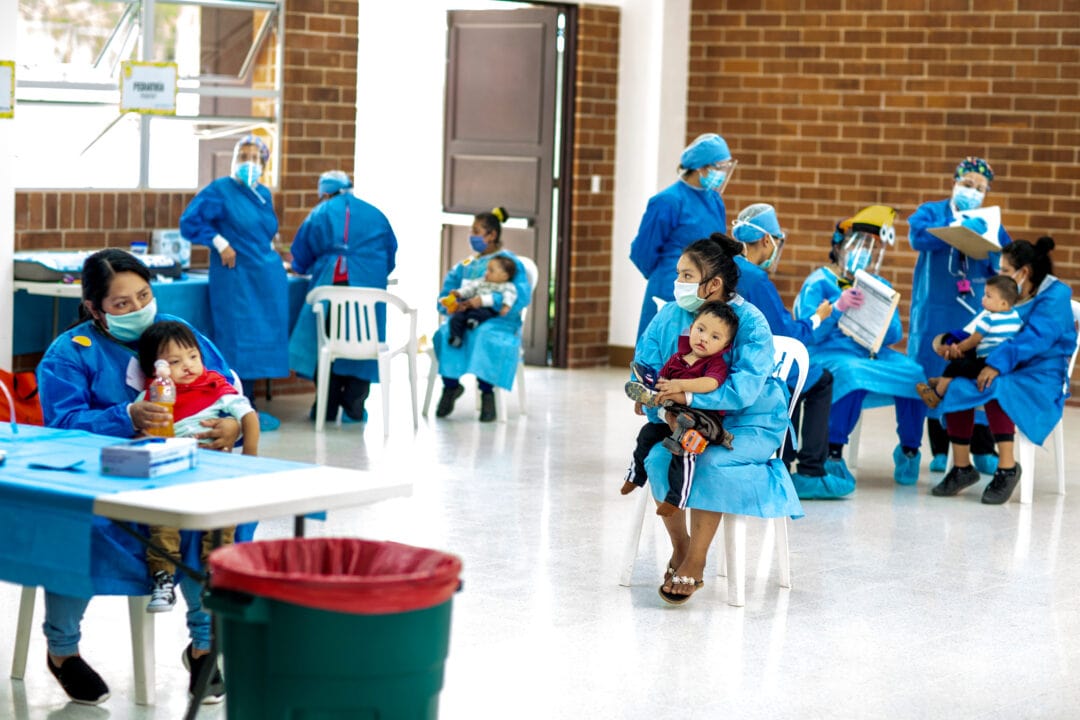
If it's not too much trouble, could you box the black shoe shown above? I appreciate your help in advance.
[182,644,225,704]
[981,464,1022,505]
[479,391,496,422]
[448,335,463,348]
[930,465,981,497]
[47,655,110,705]
[435,385,465,418]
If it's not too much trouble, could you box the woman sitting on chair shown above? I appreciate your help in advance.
[433,207,533,422]
[932,237,1076,504]
[287,170,399,423]
[634,233,803,604]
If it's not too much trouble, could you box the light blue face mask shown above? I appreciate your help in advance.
[104,298,158,342]
[953,184,984,211]
[469,234,488,253]
[699,169,726,192]
[673,280,706,312]
[845,247,872,275]
[234,162,262,189]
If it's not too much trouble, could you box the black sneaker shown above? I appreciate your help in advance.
[930,465,981,497]
[47,655,110,705]
[981,464,1022,505]
[182,644,225,704]
[479,391,496,422]
[435,385,465,418]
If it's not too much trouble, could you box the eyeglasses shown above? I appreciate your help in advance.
[712,159,736,172]
[958,178,989,193]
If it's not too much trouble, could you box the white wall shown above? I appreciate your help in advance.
[608,0,689,349]
[1,0,15,368]
[355,0,687,353]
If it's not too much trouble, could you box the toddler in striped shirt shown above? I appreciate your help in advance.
[916,274,1023,408]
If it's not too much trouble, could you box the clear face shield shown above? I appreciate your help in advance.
[231,142,265,189]
[839,230,887,279]
[698,158,738,195]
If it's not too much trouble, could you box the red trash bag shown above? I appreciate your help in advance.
[0,370,44,426]
[209,538,462,615]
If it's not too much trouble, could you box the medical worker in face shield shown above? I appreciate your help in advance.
[792,206,928,490]
[908,157,1012,475]
[287,171,398,423]
[730,203,852,499]
[180,134,289,429]
[629,133,734,338]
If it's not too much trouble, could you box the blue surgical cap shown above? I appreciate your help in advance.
[732,203,784,243]
[234,134,270,165]
[318,170,352,197]
[679,133,731,171]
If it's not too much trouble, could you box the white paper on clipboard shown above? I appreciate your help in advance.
[837,269,900,355]
[927,206,1002,260]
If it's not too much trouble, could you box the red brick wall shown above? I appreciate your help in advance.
[687,0,1079,397]
[568,5,620,368]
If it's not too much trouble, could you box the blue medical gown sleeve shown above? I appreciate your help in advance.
[290,218,317,275]
[629,195,679,277]
[985,287,1074,374]
[908,201,954,253]
[735,257,818,347]
[179,185,226,247]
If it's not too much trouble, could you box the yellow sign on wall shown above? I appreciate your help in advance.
[0,61,13,119]
[119,61,178,115]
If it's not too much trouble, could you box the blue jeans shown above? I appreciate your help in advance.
[43,575,211,656]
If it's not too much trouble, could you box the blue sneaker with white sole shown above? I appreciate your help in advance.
[893,444,921,485]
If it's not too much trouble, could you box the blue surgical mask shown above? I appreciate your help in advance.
[845,247,871,275]
[469,234,488,253]
[234,162,262,189]
[699,169,726,192]
[760,237,783,270]
[953,184,984,211]
[104,298,158,343]
[673,281,705,312]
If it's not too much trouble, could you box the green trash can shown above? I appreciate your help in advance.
[205,537,463,720]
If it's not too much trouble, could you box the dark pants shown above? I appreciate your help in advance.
[946,400,1016,444]
[314,367,370,421]
[927,418,996,456]
[783,369,833,477]
[942,350,987,380]
[448,307,499,342]
[627,421,694,509]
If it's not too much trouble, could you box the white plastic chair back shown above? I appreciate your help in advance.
[307,286,418,437]
[0,377,17,433]
[771,335,810,457]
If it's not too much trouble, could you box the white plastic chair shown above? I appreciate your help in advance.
[422,255,539,422]
[13,588,156,705]
[307,287,418,438]
[1014,299,1080,503]
[618,336,809,607]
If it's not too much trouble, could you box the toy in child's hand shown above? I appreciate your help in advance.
[439,294,459,313]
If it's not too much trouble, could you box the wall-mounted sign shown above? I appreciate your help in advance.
[119,61,178,115]
[0,61,13,119]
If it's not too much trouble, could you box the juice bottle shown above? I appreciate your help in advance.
[146,359,176,437]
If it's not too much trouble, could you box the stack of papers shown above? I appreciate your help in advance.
[838,270,901,356]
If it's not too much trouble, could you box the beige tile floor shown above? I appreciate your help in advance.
[2,366,1079,719]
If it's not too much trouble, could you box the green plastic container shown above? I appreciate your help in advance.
[205,587,454,720]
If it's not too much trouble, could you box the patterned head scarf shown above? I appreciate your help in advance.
[954,157,993,187]
[235,134,270,165]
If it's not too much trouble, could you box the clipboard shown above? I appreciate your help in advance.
[837,269,900,355]
[926,206,1002,260]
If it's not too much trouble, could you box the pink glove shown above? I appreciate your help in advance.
[835,288,865,312]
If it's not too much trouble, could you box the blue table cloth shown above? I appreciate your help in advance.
[13,273,309,356]
[0,424,311,598]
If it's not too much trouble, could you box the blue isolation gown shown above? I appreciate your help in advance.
[938,276,1075,445]
[287,193,399,381]
[180,176,289,379]
[638,296,804,519]
[734,256,823,389]
[36,315,254,595]
[433,251,534,390]
[629,180,727,338]
[793,267,926,443]
[907,198,1011,418]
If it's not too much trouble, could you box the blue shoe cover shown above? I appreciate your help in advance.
[791,471,855,500]
[892,445,921,485]
[257,411,281,432]
[972,453,999,475]
[929,453,947,473]
[341,408,368,424]
[823,457,856,488]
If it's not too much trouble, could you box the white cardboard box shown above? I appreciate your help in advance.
[101,437,199,478]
